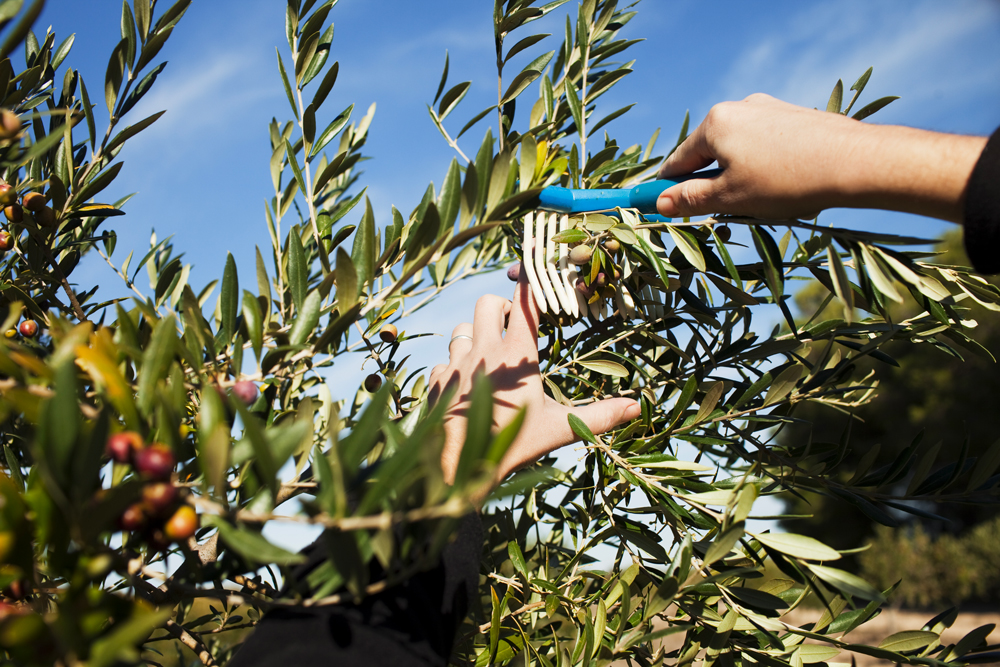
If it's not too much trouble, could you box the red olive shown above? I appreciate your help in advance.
[0,231,12,251]
[17,320,37,338]
[106,431,144,464]
[142,482,178,516]
[231,380,259,405]
[118,503,147,532]
[575,278,593,297]
[133,444,174,480]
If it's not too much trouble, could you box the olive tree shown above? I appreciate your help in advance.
[0,0,998,665]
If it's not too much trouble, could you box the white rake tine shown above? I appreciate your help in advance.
[557,214,581,317]
[534,211,561,314]
[614,287,626,319]
[522,212,548,312]
[618,285,636,319]
[598,296,608,320]
[642,284,656,318]
[546,213,575,314]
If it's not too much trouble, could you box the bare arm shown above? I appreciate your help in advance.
[656,93,988,223]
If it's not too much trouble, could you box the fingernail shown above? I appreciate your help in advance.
[657,192,676,217]
[624,401,641,420]
[507,262,521,282]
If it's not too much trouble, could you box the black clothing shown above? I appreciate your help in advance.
[964,126,1000,274]
[228,513,482,667]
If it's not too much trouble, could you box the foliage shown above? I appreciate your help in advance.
[859,517,1000,609]
[780,231,1000,573]
[0,0,997,666]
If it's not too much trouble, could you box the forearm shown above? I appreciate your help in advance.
[837,124,988,223]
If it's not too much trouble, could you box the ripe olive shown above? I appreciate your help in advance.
[106,431,143,464]
[379,324,398,344]
[0,231,12,251]
[20,192,44,213]
[231,380,259,405]
[3,203,21,223]
[118,503,148,532]
[715,225,732,242]
[18,320,37,338]
[0,110,20,140]
[0,185,16,207]
[134,444,174,480]
[575,278,593,297]
[142,482,178,516]
[594,272,608,288]
[364,373,382,393]
[164,505,199,542]
[34,206,55,228]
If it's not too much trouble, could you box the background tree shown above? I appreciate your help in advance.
[0,1,998,666]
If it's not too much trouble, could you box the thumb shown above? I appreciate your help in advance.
[571,398,641,438]
[657,175,723,218]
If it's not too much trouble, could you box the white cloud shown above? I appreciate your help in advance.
[712,0,1000,127]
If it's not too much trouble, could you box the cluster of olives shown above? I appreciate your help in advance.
[4,318,38,340]
[1,187,55,231]
[363,324,398,393]
[566,236,626,302]
[106,432,198,549]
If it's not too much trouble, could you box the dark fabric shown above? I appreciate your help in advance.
[964,126,1000,274]
[229,513,483,667]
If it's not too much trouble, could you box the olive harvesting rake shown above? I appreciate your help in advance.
[521,169,721,321]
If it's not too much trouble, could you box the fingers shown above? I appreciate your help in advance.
[448,323,473,362]
[657,173,726,218]
[472,294,511,346]
[505,268,540,355]
[570,398,642,438]
[658,120,715,180]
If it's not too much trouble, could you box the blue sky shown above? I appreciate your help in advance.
[33,0,1000,398]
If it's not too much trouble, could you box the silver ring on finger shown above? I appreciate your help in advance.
[449,334,473,346]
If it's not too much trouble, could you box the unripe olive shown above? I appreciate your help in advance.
[18,320,37,338]
[35,206,55,228]
[21,192,44,212]
[603,238,621,254]
[4,329,15,339]
[0,110,20,140]
[364,373,382,393]
[506,262,521,281]
[231,380,259,405]
[164,505,198,542]
[0,231,11,251]
[133,444,174,480]
[715,225,732,242]
[118,503,147,532]
[0,185,16,207]
[142,482,178,516]
[106,431,143,464]
[3,203,21,223]
[568,245,592,265]
[379,323,398,344]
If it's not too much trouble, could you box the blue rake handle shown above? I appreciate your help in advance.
[537,168,723,215]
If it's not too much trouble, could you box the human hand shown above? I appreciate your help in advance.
[657,93,868,220]
[656,93,986,224]
[429,267,641,488]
